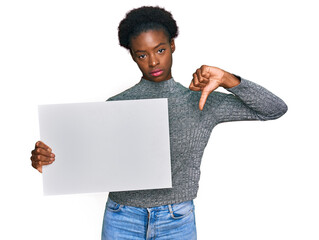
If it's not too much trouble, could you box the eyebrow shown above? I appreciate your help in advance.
[134,42,167,54]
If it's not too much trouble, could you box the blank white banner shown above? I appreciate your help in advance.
[38,99,172,195]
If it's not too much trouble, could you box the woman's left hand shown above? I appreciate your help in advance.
[189,65,240,110]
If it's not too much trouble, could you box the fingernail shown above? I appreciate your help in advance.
[50,153,55,157]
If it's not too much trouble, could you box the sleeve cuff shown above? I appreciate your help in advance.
[225,74,249,92]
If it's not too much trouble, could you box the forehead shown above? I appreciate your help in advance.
[130,30,170,50]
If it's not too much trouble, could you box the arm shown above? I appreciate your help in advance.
[189,65,288,122]
[216,78,288,122]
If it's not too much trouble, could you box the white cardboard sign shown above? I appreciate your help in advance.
[38,99,172,195]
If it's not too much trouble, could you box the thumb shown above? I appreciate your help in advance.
[199,90,210,111]
[198,81,220,110]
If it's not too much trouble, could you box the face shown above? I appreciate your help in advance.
[130,29,175,82]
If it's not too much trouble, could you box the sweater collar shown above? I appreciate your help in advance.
[139,77,179,93]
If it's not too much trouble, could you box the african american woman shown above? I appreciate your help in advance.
[30,6,287,240]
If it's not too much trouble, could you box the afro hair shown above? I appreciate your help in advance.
[118,6,179,49]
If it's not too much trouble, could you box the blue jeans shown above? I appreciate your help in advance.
[102,197,197,240]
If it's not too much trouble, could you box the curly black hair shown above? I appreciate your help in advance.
[118,6,179,49]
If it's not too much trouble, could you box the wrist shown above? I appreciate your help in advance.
[221,72,241,89]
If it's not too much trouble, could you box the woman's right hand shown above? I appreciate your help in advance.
[30,141,55,173]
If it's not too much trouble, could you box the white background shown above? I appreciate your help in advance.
[0,0,318,239]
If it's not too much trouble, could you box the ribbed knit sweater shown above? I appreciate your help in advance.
[107,77,287,208]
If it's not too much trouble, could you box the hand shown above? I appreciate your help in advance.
[30,141,55,173]
[189,65,240,110]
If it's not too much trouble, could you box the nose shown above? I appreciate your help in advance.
[149,53,159,67]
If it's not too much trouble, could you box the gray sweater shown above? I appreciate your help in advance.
[107,77,287,208]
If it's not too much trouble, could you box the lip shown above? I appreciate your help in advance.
[150,69,164,77]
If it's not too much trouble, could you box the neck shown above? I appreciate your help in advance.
[142,77,174,82]
[139,77,177,92]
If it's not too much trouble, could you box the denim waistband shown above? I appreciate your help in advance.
[107,196,194,213]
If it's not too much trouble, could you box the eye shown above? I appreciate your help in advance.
[138,54,146,59]
[158,48,165,54]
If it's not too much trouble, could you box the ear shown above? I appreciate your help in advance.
[170,39,175,53]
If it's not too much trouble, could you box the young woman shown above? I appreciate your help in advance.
[30,6,287,240]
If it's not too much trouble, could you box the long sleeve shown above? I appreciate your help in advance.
[106,77,288,207]
[214,78,288,123]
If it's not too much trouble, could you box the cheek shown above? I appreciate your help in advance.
[164,54,173,67]
[136,61,148,73]
[135,59,144,68]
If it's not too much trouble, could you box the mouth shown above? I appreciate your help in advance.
[150,69,164,77]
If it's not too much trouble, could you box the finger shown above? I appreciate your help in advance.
[195,69,207,85]
[33,148,55,158]
[189,79,201,91]
[32,161,43,173]
[199,90,210,111]
[31,160,37,169]
[192,72,206,88]
[196,68,210,86]
[32,154,54,163]
[40,160,54,166]
[31,158,53,173]
[201,65,224,81]
[200,65,211,79]
[198,81,220,111]
[35,141,52,152]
